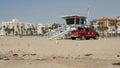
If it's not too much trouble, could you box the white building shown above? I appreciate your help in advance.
[0,19,31,35]
[0,19,51,36]
[0,19,21,35]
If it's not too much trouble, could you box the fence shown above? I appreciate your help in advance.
[99,32,120,38]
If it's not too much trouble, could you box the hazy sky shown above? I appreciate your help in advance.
[0,0,120,24]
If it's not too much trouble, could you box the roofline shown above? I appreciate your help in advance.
[62,15,87,19]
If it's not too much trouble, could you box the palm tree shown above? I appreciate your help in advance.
[27,27,34,35]
[16,25,19,35]
[98,22,104,26]
[89,21,94,30]
[51,23,61,29]
[12,26,15,35]
[3,25,5,31]
[4,25,9,35]
[20,26,23,35]
[97,22,108,37]
[98,22,104,31]
[109,20,118,36]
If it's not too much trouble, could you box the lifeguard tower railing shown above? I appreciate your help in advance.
[44,25,70,40]
[44,24,87,40]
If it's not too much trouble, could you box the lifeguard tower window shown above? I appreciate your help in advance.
[63,16,86,25]
[66,18,79,25]
[81,18,84,24]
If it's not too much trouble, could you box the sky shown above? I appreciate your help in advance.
[0,0,120,25]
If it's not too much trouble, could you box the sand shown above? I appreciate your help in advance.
[0,36,120,68]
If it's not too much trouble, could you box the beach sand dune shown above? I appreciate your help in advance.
[0,36,120,68]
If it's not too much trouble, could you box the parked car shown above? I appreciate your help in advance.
[68,27,99,40]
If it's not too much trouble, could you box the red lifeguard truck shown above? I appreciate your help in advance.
[62,15,99,40]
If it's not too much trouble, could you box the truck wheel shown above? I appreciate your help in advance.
[71,37,76,40]
[86,38,90,40]
[94,35,99,40]
[80,35,86,40]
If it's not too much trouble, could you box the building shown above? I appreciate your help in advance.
[91,16,120,36]
[0,19,52,36]
[0,19,36,35]
[0,19,22,35]
[92,16,120,27]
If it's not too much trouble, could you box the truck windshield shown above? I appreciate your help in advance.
[77,27,83,31]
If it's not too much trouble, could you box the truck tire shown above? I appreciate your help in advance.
[86,38,90,40]
[94,35,99,40]
[80,35,86,40]
[71,37,76,40]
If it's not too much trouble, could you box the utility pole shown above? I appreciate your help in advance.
[86,0,90,27]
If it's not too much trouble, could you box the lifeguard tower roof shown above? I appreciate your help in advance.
[62,15,87,25]
[62,15,86,19]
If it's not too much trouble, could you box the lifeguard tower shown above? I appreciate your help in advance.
[47,15,87,40]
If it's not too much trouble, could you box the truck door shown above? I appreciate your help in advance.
[89,28,96,37]
[86,28,92,37]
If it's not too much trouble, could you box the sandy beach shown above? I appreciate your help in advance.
[0,36,120,68]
